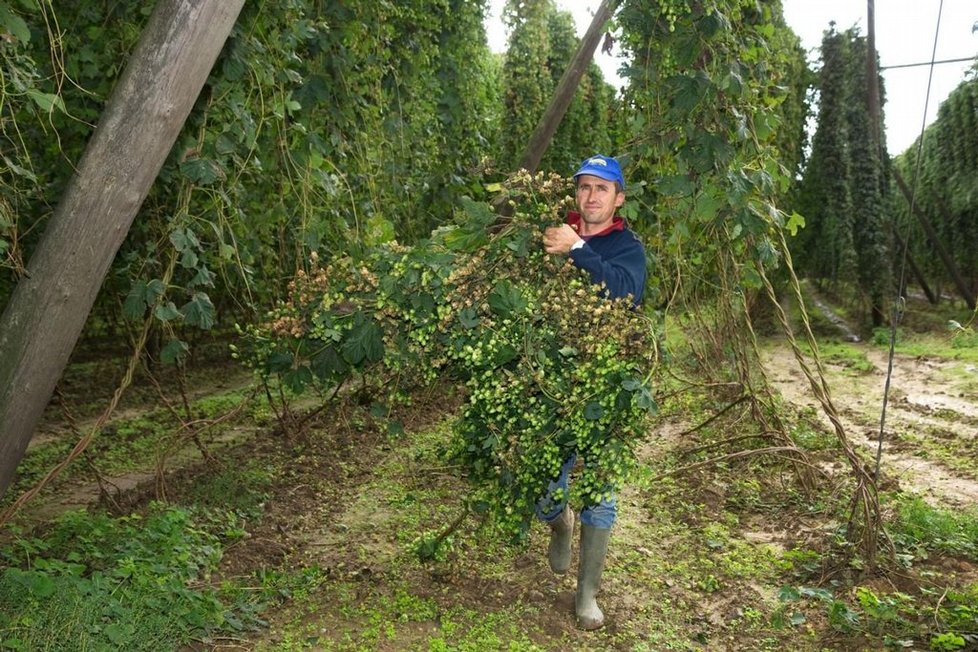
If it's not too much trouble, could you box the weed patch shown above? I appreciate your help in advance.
[4,384,257,514]
[0,504,274,651]
[888,493,978,559]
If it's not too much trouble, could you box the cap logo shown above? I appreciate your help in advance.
[587,157,608,166]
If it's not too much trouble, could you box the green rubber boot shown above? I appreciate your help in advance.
[576,524,611,630]
[547,507,574,574]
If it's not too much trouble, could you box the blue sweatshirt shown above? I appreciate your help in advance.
[566,212,646,307]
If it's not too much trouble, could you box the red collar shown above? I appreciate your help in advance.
[565,211,626,238]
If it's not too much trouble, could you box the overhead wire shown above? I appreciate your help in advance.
[872,0,945,481]
[881,54,974,70]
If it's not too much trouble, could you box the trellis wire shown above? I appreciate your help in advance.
[873,0,945,482]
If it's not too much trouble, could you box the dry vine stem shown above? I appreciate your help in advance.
[697,247,817,493]
[647,446,817,484]
[757,230,892,565]
[153,388,257,501]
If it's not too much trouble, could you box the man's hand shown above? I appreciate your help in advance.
[543,224,583,255]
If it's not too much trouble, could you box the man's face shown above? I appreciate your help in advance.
[575,174,624,228]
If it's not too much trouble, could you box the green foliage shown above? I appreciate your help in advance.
[0,505,259,651]
[931,632,968,651]
[794,26,893,325]
[0,0,52,288]
[802,339,874,374]
[778,578,978,649]
[499,0,555,170]
[1,0,500,356]
[540,8,615,173]
[182,460,275,518]
[888,493,978,559]
[616,0,810,316]
[845,36,891,324]
[241,172,658,541]
[794,28,855,284]
[931,585,978,650]
[948,319,978,349]
[872,325,899,347]
[772,497,978,650]
[892,76,978,295]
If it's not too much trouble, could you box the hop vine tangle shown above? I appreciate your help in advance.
[241,170,660,541]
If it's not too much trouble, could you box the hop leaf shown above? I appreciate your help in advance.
[341,313,384,365]
[488,280,528,318]
[181,292,216,330]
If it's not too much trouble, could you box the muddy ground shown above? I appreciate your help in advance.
[761,343,978,508]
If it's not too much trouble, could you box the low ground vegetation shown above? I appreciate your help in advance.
[1,297,977,651]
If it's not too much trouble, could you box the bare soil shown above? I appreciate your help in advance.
[761,343,978,508]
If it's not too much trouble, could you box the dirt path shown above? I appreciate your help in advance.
[760,340,978,507]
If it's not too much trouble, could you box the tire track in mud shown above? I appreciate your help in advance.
[761,342,978,508]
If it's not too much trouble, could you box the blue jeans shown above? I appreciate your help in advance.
[535,452,617,529]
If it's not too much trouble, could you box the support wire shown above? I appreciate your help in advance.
[873,0,945,481]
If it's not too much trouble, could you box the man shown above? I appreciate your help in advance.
[539,154,647,630]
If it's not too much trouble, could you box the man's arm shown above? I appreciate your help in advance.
[543,225,646,305]
[569,233,646,305]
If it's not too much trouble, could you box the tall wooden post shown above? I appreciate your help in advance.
[0,0,245,498]
[517,0,620,173]
[866,0,881,150]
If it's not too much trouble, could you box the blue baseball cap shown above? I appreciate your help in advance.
[573,155,625,190]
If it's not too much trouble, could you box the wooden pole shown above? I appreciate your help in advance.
[516,0,620,173]
[866,0,881,150]
[0,0,245,498]
[891,228,937,304]
[892,167,976,310]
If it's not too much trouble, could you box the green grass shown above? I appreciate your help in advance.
[887,492,978,559]
[182,458,276,517]
[899,428,978,481]
[5,384,257,511]
[801,339,874,374]
[0,504,276,651]
[789,412,839,451]
[258,581,548,651]
[429,607,547,651]
[879,328,978,366]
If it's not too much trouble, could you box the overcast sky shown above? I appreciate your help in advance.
[484,0,978,155]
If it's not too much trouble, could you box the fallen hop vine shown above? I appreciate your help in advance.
[239,170,659,541]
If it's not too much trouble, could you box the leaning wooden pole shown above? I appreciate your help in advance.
[0,0,245,499]
[892,228,938,304]
[892,167,976,310]
[516,0,620,173]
